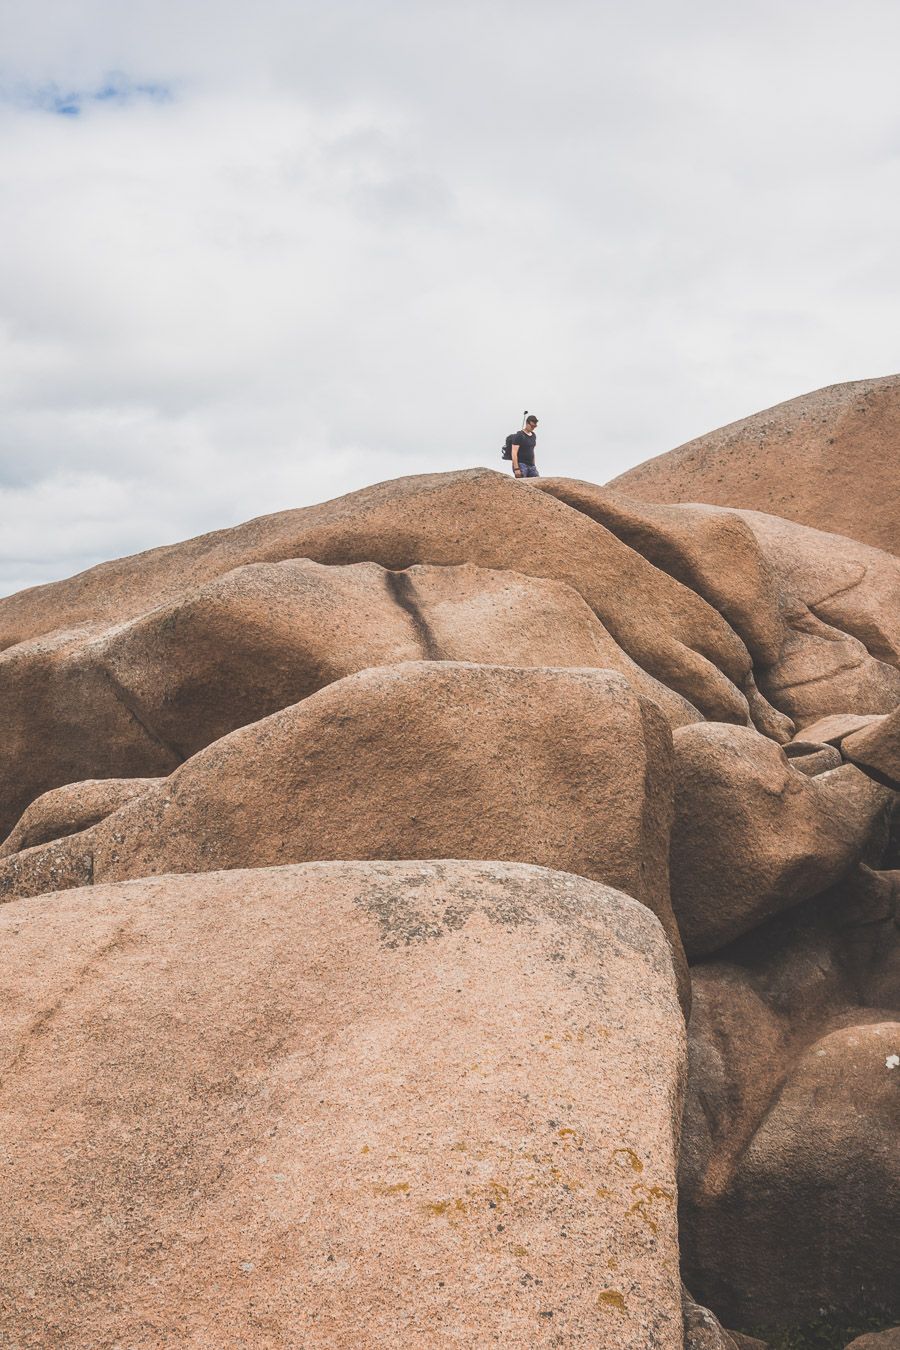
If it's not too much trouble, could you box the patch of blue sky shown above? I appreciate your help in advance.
[6,73,172,117]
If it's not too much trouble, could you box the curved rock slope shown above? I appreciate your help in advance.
[0,861,686,1349]
[0,661,689,1006]
[0,557,697,838]
[680,865,900,1332]
[0,443,897,1347]
[536,479,900,729]
[5,469,900,842]
[608,374,900,555]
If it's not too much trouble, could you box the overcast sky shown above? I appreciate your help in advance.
[1,0,899,596]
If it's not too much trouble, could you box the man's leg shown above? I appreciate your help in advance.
[522,464,540,478]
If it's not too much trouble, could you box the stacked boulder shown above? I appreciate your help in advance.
[0,376,897,1347]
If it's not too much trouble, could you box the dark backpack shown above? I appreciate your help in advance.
[502,413,531,460]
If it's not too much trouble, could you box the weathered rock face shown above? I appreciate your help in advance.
[679,865,900,1335]
[0,777,161,858]
[693,1020,900,1331]
[608,374,900,555]
[5,470,899,844]
[845,1331,900,1349]
[533,480,787,671]
[0,860,686,1349]
[670,723,892,955]
[0,558,697,836]
[536,480,900,728]
[756,606,900,729]
[796,712,888,746]
[842,705,900,788]
[0,661,689,1006]
[783,740,844,777]
[0,468,766,729]
[0,625,180,842]
[1,393,898,1347]
[731,508,900,670]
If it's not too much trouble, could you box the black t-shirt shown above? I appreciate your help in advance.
[511,428,536,465]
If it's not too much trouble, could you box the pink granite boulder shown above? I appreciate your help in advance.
[0,661,689,1006]
[0,860,686,1348]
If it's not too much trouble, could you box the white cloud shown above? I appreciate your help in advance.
[2,0,900,595]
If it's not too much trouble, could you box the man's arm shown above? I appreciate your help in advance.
[510,442,522,476]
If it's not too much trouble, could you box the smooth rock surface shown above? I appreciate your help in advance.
[0,468,762,727]
[532,480,787,671]
[0,661,689,1003]
[608,374,900,554]
[755,607,900,728]
[732,508,900,668]
[0,625,178,841]
[0,557,698,838]
[537,482,900,728]
[680,865,900,1334]
[0,860,686,1349]
[100,557,700,758]
[795,712,887,746]
[843,705,900,788]
[670,723,892,955]
[680,864,900,1202]
[782,741,844,777]
[1,442,897,1344]
[725,510,900,725]
[690,1020,900,1331]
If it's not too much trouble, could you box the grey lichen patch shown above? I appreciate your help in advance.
[354,866,540,947]
[354,887,450,948]
[440,904,470,933]
[481,893,538,930]
[351,863,662,983]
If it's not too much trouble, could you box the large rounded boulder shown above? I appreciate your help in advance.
[0,860,686,1349]
[670,723,892,955]
[0,661,689,1003]
[689,1021,900,1333]
[0,558,697,841]
[609,374,900,555]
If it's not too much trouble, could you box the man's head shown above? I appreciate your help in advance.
[526,415,538,430]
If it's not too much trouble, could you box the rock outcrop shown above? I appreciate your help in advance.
[670,723,892,955]
[0,861,686,1349]
[0,661,689,1006]
[0,777,161,858]
[679,865,900,1333]
[1,379,898,1347]
[536,479,900,728]
[0,558,697,836]
[842,705,900,788]
[608,374,900,555]
[689,1020,900,1330]
[0,471,757,731]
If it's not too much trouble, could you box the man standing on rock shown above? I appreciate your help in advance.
[510,414,539,478]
